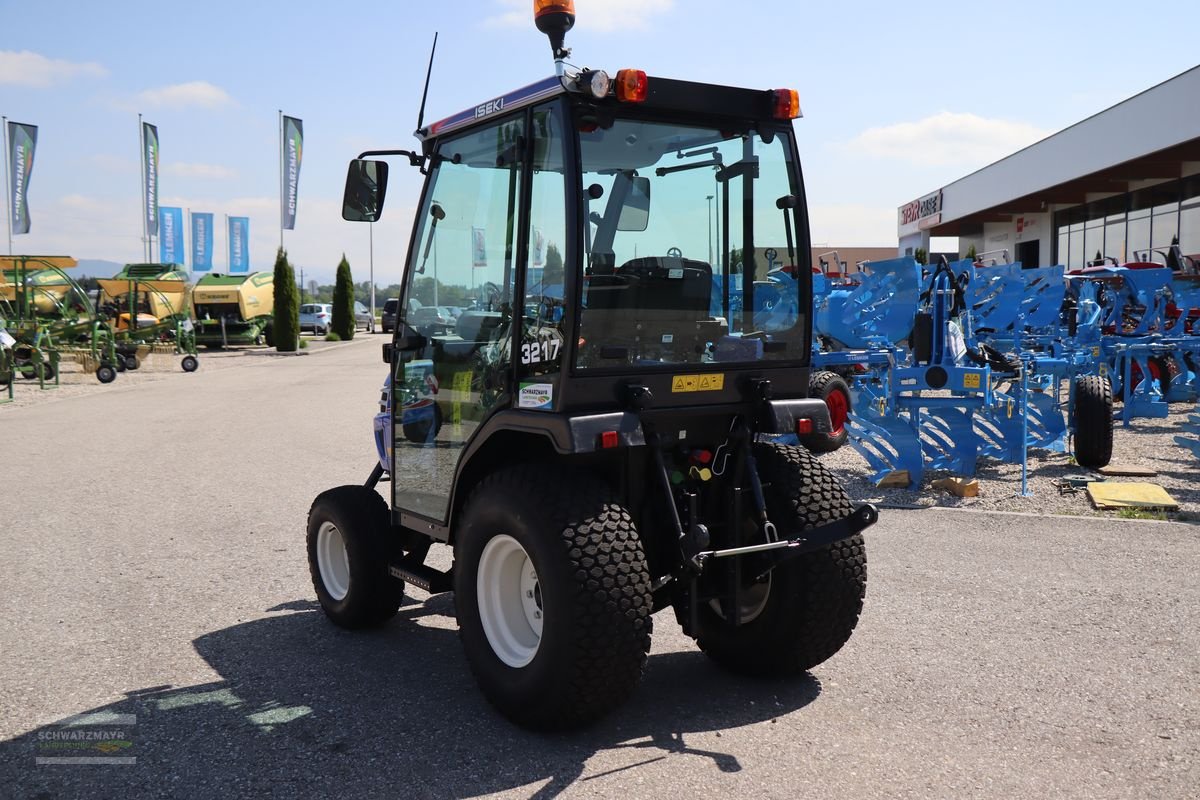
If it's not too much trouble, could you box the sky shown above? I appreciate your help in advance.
[2,0,1199,285]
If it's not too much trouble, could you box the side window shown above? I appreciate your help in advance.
[519,104,568,387]
[392,116,525,523]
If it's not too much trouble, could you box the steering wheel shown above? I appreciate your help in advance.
[666,247,683,258]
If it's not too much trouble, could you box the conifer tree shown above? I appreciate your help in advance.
[332,254,355,340]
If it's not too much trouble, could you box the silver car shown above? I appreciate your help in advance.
[354,301,377,333]
[298,303,333,334]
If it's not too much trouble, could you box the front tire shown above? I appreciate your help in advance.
[307,485,404,629]
[454,466,653,729]
[696,443,867,675]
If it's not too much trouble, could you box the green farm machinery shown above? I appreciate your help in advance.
[0,255,123,386]
[96,263,199,372]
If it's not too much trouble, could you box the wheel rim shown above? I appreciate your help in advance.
[477,534,542,668]
[825,388,849,435]
[709,574,771,624]
[316,521,352,602]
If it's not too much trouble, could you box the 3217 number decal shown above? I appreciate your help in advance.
[521,337,561,365]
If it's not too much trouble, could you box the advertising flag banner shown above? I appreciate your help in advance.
[191,212,214,272]
[471,227,487,267]
[228,216,250,273]
[142,122,159,235]
[282,115,303,230]
[7,121,37,235]
[159,207,184,264]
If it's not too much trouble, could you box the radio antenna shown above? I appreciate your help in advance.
[415,32,439,135]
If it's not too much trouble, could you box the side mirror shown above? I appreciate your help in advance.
[617,176,650,231]
[342,159,389,222]
[382,342,393,364]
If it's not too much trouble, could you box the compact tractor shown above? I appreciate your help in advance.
[307,2,875,729]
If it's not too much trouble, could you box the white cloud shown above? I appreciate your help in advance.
[843,111,1052,168]
[0,50,106,88]
[486,0,674,32]
[163,162,238,180]
[136,81,232,109]
[808,204,898,247]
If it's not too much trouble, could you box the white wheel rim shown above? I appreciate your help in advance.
[477,534,542,668]
[316,521,351,601]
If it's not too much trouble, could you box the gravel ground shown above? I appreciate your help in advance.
[821,404,1200,521]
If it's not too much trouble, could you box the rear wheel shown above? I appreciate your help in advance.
[800,370,851,453]
[307,485,404,628]
[695,443,867,675]
[454,466,652,729]
[1073,375,1113,468]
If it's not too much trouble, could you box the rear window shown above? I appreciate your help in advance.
[383,299,399,313]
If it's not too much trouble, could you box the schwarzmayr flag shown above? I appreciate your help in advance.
[228,216,250,273]
[191,212,214,271]
[142,122,160,235]
[7,121,37,235]
[282,115,303,230]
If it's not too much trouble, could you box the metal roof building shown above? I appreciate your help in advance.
[897,65,1200,269]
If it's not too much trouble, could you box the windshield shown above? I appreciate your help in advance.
[575,118,808,370]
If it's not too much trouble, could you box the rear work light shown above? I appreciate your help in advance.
[773,88,801,119]
[616,69,648,103]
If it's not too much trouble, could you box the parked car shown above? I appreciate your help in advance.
[353,301,376,333]
[443,305,465,320]
[410,305,455,334]
[299,303,333,335]
[381,298,400,333]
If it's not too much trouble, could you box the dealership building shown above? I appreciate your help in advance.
[898,65,1200,269]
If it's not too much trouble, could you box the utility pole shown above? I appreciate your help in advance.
[369,221,375,323]
[300,268,305,304]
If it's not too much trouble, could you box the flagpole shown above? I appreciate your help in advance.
[186,207,191,274]
[2,116,12,255]
[139,113,148,262]
[278,110,284,249]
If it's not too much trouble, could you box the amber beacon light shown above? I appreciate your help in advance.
[535,0,576,68]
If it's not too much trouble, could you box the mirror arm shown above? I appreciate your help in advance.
[357,148,426,169]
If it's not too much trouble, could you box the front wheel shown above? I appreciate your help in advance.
[96,363,117,384]
[307,485,404,629]
[181,355,199,373]
[454,466,652,729]
[695,443,867,675]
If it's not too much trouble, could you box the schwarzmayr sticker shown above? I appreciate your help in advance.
[518,382,553,410]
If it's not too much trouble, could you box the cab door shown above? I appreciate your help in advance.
[391,115,526,523]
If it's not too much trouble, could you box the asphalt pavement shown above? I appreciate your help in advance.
[1,335,1196,799]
